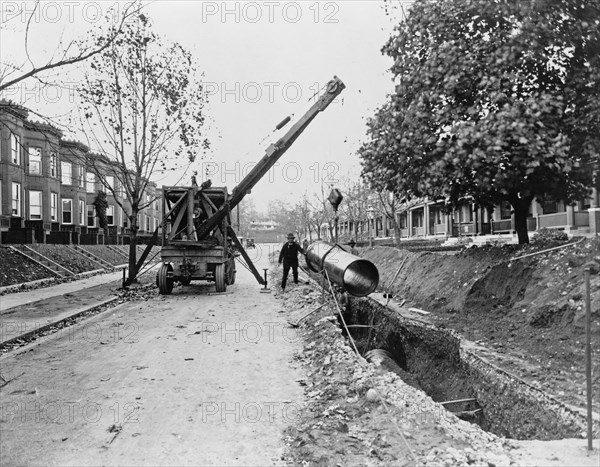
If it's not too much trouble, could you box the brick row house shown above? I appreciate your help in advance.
[0,102,162,245]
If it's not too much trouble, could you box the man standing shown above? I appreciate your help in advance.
[278,233,305,291]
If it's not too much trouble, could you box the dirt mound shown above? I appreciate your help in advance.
[29,244,99,274]
[276,242,598,466]
[0,246,50,287]
[361,239,599,324]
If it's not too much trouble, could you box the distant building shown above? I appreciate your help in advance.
[249,219,278,231]
[248,219,280,243]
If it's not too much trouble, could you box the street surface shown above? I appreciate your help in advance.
[0,247,304,466]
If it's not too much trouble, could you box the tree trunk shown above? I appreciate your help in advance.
[510,196,533,244]
[127,214,139,284]
[394,222,402,247]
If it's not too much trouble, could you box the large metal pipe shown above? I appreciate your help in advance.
[305,241,379,297]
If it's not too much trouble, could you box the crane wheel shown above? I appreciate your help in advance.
[215,263,226,293]
[157,263,174,295]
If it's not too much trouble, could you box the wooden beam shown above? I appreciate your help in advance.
[169,196,189,240]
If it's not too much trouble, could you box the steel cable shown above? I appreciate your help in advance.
[322,269,418,463]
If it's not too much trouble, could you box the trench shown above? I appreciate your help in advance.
[342,296,591,441]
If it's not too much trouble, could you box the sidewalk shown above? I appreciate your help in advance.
[0,270,124,313]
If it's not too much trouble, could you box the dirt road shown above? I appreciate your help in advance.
[0,250,304,466]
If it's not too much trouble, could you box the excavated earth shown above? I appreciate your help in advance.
[0,240,599,466]
[276,238,599,466]
[359,239,600,414]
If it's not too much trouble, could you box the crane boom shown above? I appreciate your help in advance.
[131,76,345,288]
[195,76,345,240]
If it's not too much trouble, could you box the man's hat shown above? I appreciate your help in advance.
[287,233,295,240]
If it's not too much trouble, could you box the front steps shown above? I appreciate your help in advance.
[9,245,75,278]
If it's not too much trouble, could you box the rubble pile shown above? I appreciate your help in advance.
[276,282,515,466]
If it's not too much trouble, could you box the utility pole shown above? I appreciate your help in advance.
[367,205,375,248]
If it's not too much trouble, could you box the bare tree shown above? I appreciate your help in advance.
[375,190,402,245]
[301,184,332,242]
[0,1,139,93]
[76,11,209,284]
[337,177,370,242]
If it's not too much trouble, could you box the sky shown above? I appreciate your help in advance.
[1,1,410,214]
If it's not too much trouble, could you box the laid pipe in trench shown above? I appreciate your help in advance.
[305,241,379,297]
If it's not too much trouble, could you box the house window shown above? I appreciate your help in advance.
[431,206,442,224]
[11,182,21,216]
[457,206,472,223]
[51,193,58,221]
[62,198,73,224]
[49,152,57,177]
[87,205,96,227]
[29,191,42,220]
[399,213,407,229]
[413,211,424,228]
[107,205,115,225]
[542,199,558,214]
[78,166,85,188]
[61,162,72,185]
[86,172,95,193]
[500,201,512,219]
[11,133,20,165]
[146,215,150,231]
[29,147,42,174]
[79,199,85,225]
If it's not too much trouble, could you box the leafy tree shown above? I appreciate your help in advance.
[267,199,303,239]
[77,11,209,284]
[92,191,109,237]
[360,0,600,243]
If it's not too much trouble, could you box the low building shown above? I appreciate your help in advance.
[338,191,600,244]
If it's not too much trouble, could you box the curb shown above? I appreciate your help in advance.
[0,267,125,296]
